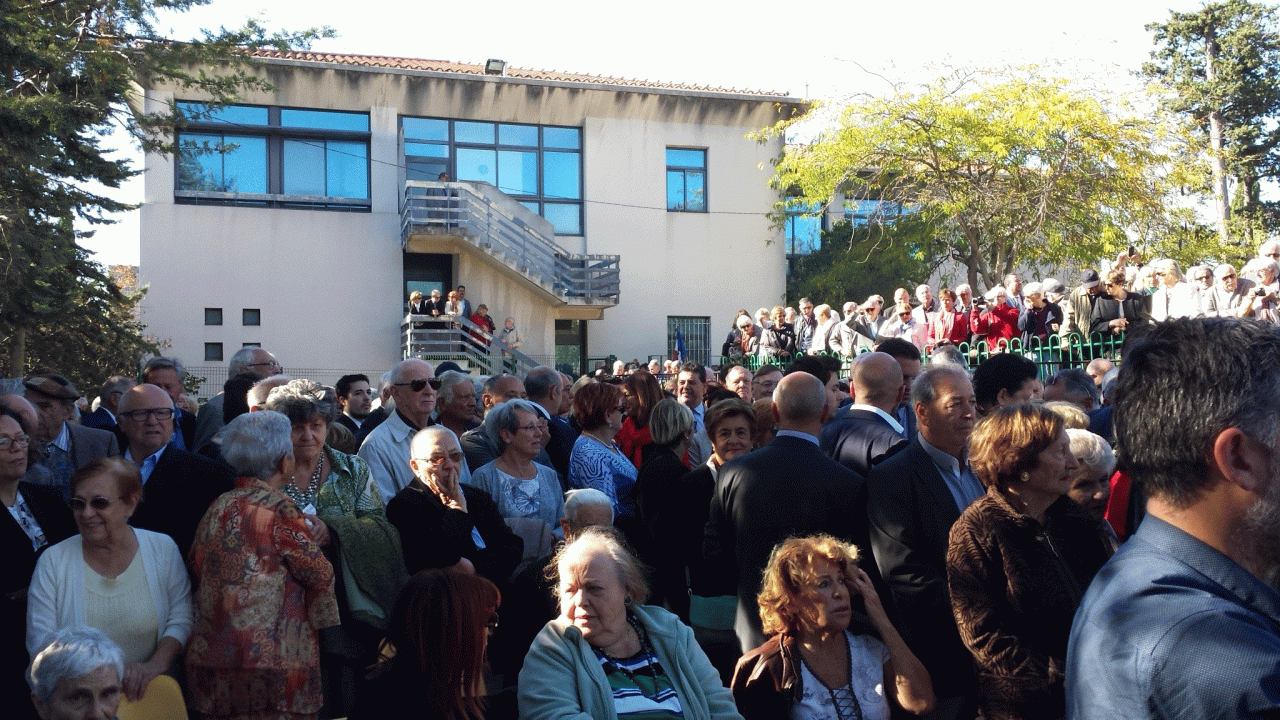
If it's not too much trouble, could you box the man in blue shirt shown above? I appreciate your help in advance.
[1067,317,1280,719]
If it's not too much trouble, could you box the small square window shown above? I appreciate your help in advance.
[204,308,223,326]
[242,342,261,349]
[243,309,261,326]
[204,343,224,362]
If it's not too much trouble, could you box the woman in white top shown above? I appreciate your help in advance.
[467,399,564,535]
[27,456,192,702]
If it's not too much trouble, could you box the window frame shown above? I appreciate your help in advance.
[667,315,711,366]
[204,308,223,326]
[204,343,224,362]
[666,147,708,213]
[242,308,261,327]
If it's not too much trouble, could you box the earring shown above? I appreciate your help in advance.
[1020,472,1030,483]
[623,596,633,607]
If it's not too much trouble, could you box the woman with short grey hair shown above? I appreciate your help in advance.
[635,398,696,619]
[468,399,564,534]
[28,626,125,708]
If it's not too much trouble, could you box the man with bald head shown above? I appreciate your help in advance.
[820,352,909,475]
[705,371,865,652]
[119,384,233,556]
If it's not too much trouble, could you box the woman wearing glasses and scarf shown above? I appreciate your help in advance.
[26,456,193,703]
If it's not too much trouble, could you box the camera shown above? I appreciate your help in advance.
[1254,287,1268,297]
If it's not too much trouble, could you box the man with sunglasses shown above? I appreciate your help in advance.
[22,375,119,500]
[118,384,233,557]
[360,359,474,505]
[1202,263,1256,318]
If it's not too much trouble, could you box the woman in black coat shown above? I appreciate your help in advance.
[635,398,695,620]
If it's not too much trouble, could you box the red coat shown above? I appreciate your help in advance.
[971,303,1020,351]
[928,310,971,348]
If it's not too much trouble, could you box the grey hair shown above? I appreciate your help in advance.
[247,374,290,409]
[649,398,694,447]
[929,345,969,371]
[553,525,649,605]
[984,285,1008,302]
[228,347,259,376]
[1157,258,1184,282]
[524,366,561,401]
[1243,257,1279,281]
[1215,263,1238,279]
[391,359,432,385]
[486,399,542,455]
[954,284,971,294]
[142,356,186,381]
[1052,368,1102,409]
[29,627,124,700]
[410,425,460,460]
[911,364,972,406]
[221,411,293,480]
[563,488,613,527]
[1023,281,1043,296]
[1068,428,1116,477]
[97,375,135,399]
[263,379,334,425]
[378,371,394,393]
[437,370,472,405]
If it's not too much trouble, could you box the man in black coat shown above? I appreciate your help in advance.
[867,364,983,720]
[524,365,579,491]
[705,371,864,653]
[820,352,908,476]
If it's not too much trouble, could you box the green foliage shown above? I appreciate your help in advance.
[0,0,329,378]
[788,217,937,306]
[757,68,1170,292]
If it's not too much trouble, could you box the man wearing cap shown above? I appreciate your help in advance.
[23,375,119,498]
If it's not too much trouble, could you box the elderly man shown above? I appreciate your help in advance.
[1202,263,1256,318]
[1061,268,1104,340]
[1067,319,1280,718]
[334,373,374,436]
[526,366,579,485]
[1149,258,1201,321]
[1004,273,1025,310]
[140,357,197,450]
[436,370,479,437]
[820,352,908,476]
[705,371,864,652]
[1085,358,1115,391]
[750,363,782,403]
[867,364,981,719]
[79,376,134,445]
[793,297,818,353]
[722,364,753,402]
[23,375,118,498]
[911,283,937,325]
[247,374,290,412]
[955,283,974,314]
[192,347,280,453]
[1042,368,1102,412]
[1261,239,1280,261]
[118,384,234,557]
[28,627,125,720]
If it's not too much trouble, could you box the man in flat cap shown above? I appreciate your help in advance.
[23,374,119,499]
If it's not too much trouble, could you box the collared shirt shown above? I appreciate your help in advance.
[343,412,364,430]
[51,422,70,453]
[705,456,720,483]
[775,429,820,447]
[1067,514,1280,719]
[918,434,983,512]
[130,445,168,485]
[849,403,905,436]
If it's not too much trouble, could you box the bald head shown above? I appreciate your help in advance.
[774,372,827,431]
[852,352,905,411]
[118,383,174,414]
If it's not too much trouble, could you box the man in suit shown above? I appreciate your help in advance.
[821,352,908,476]
[141,356,197,450]
[875,337,921,441]
[525,365,578,490]
[192,346,280,453]
[80,375,134,449]
[334,373,375,437]
[867,364,982,720]
[117,384,234,558]
[23,375,119,499]
[793,297,818,354]
[705,371,863,652]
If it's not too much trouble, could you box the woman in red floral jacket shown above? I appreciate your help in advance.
[971,286,1021,352]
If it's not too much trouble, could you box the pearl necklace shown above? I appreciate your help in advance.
[284,453,324,509]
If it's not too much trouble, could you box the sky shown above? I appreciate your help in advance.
[81,0,1204,265]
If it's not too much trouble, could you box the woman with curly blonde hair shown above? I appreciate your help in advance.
[731,535,933,720]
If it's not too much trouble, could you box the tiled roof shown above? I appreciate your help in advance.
[250,49,795,98]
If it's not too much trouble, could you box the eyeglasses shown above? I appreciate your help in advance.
[118,408,174,421]
[395,378,442,392]
[0,434,30,451]
[899,312,911,319]
[419,451,463,465]
[514,424,542,433]
[1195,275,1211,282]
[247,360,281,370]
[1222,273,1237,280]
[69,496,114,512]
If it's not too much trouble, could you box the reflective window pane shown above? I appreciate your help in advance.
[543,202,582,235]
[327,141,369,199]
[497,150,538,195]
[176,134,225,191]
[405,141,448,159]
[544,151,581,200]
[455,121,495,144]
[499,124,539,147]
[403,117,449,142]
[457,147,497,185]
[666,170,685,210]
[519,201,540,216]
[222,136,268,193]
[280,108,369,132]
[177,133,267,193]
[408,160,448,182]
[666,148,705,168]
[282,139,327,196]
[177,102,268,125]
[543,126,581,149]
[685,171,706,211]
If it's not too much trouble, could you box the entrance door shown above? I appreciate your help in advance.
[403,253,452,304]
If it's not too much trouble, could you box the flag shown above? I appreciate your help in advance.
[675,328,686,363]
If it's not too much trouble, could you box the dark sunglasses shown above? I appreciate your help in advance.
[394,378,442,392]
[69,496,114,512]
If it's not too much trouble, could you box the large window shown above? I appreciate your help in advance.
[175,102,371,210]
[667,316,710,365]
[845,199,906,227]
[786,202,823,256]
[666,148,707,212]
[402,118,583,235]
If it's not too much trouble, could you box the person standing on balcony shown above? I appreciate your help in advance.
[498,318,522,373]
[443,290,461,317]
[455,285,472,321]
[468,304,495,351]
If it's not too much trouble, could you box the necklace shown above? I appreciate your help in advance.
[284,452,324,509]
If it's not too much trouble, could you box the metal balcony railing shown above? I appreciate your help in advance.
[401,314,541,377]
[401,181,620,304]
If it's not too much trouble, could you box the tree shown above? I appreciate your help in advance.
[756,68,1169,292]
[788,216,938,306]
[1145,0,1280,247]
[0,0,327,380]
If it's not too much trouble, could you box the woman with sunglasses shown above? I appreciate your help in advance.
[1090,268,1150,337]
[1,407,76,720]
[26,455,192,703]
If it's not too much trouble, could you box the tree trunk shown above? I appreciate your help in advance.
[7,325,25,378]
[1206,35,1232,245]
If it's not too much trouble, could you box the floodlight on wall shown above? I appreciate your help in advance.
[485,59,507,75]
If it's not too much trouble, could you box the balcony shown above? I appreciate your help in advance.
[400,313,540,377]
[401,181,620,308]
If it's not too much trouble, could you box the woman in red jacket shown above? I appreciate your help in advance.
[971,286,1020,352]
[927,289,971,350]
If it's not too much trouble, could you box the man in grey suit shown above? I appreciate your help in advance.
[24,374,119,499]
[705,371,864,652]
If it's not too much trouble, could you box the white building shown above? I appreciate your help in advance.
[139,50,804,390]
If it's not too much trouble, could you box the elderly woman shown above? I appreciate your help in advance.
[468,399,564,534]
[971,285,1021,351]
[28,626,126,720]
[732,535,933,720]
[519,526,742,720]
[927,288,970,350]
[1065,428,1115,523]
[186,411,340,720]
[2,407,77,717]
[759,306,796,360]
[27,457,192,702]
[351,569,501,719]
[947,405,1114,720]
[633,398,695,617]
[1018,282,1063,348]
[1149,259,1201,321]
[615,371,665,470]
[568,382,638,526]
[1091,268,1151,338]
[1241,257,1280,324]
[881,302,927,350]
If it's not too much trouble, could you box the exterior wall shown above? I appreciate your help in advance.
[140,60,796,383]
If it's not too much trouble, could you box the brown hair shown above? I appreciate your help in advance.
[573,382,623,432]
[70,456,142,505]
[939,288,957,302]
[969,404,1064,491]
[757,535,860,637]
[623,371,664,429]
[377,569,501,720]
[705,398,757,438]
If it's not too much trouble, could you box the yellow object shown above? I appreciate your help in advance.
[116,674,188,720]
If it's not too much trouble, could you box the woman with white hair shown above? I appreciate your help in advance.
[1066,429,1115,525]
[1017,281,1063,348]
[971,285,1020,351]
[29,626,125,720]
[1150,258,1202,322]
[468,399,564,534]
[1241,257,1280,324]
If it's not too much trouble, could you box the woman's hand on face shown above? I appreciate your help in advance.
[121,659,163,702]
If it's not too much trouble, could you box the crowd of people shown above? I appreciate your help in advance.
[406,284,524,358]
[7,259,1280,720]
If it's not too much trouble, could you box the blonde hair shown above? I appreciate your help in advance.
[757,535,860,637]
[1043,401,1088,430]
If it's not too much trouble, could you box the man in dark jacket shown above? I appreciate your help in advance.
[820,352,907,476]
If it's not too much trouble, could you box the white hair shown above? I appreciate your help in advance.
[29,627,124,701]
